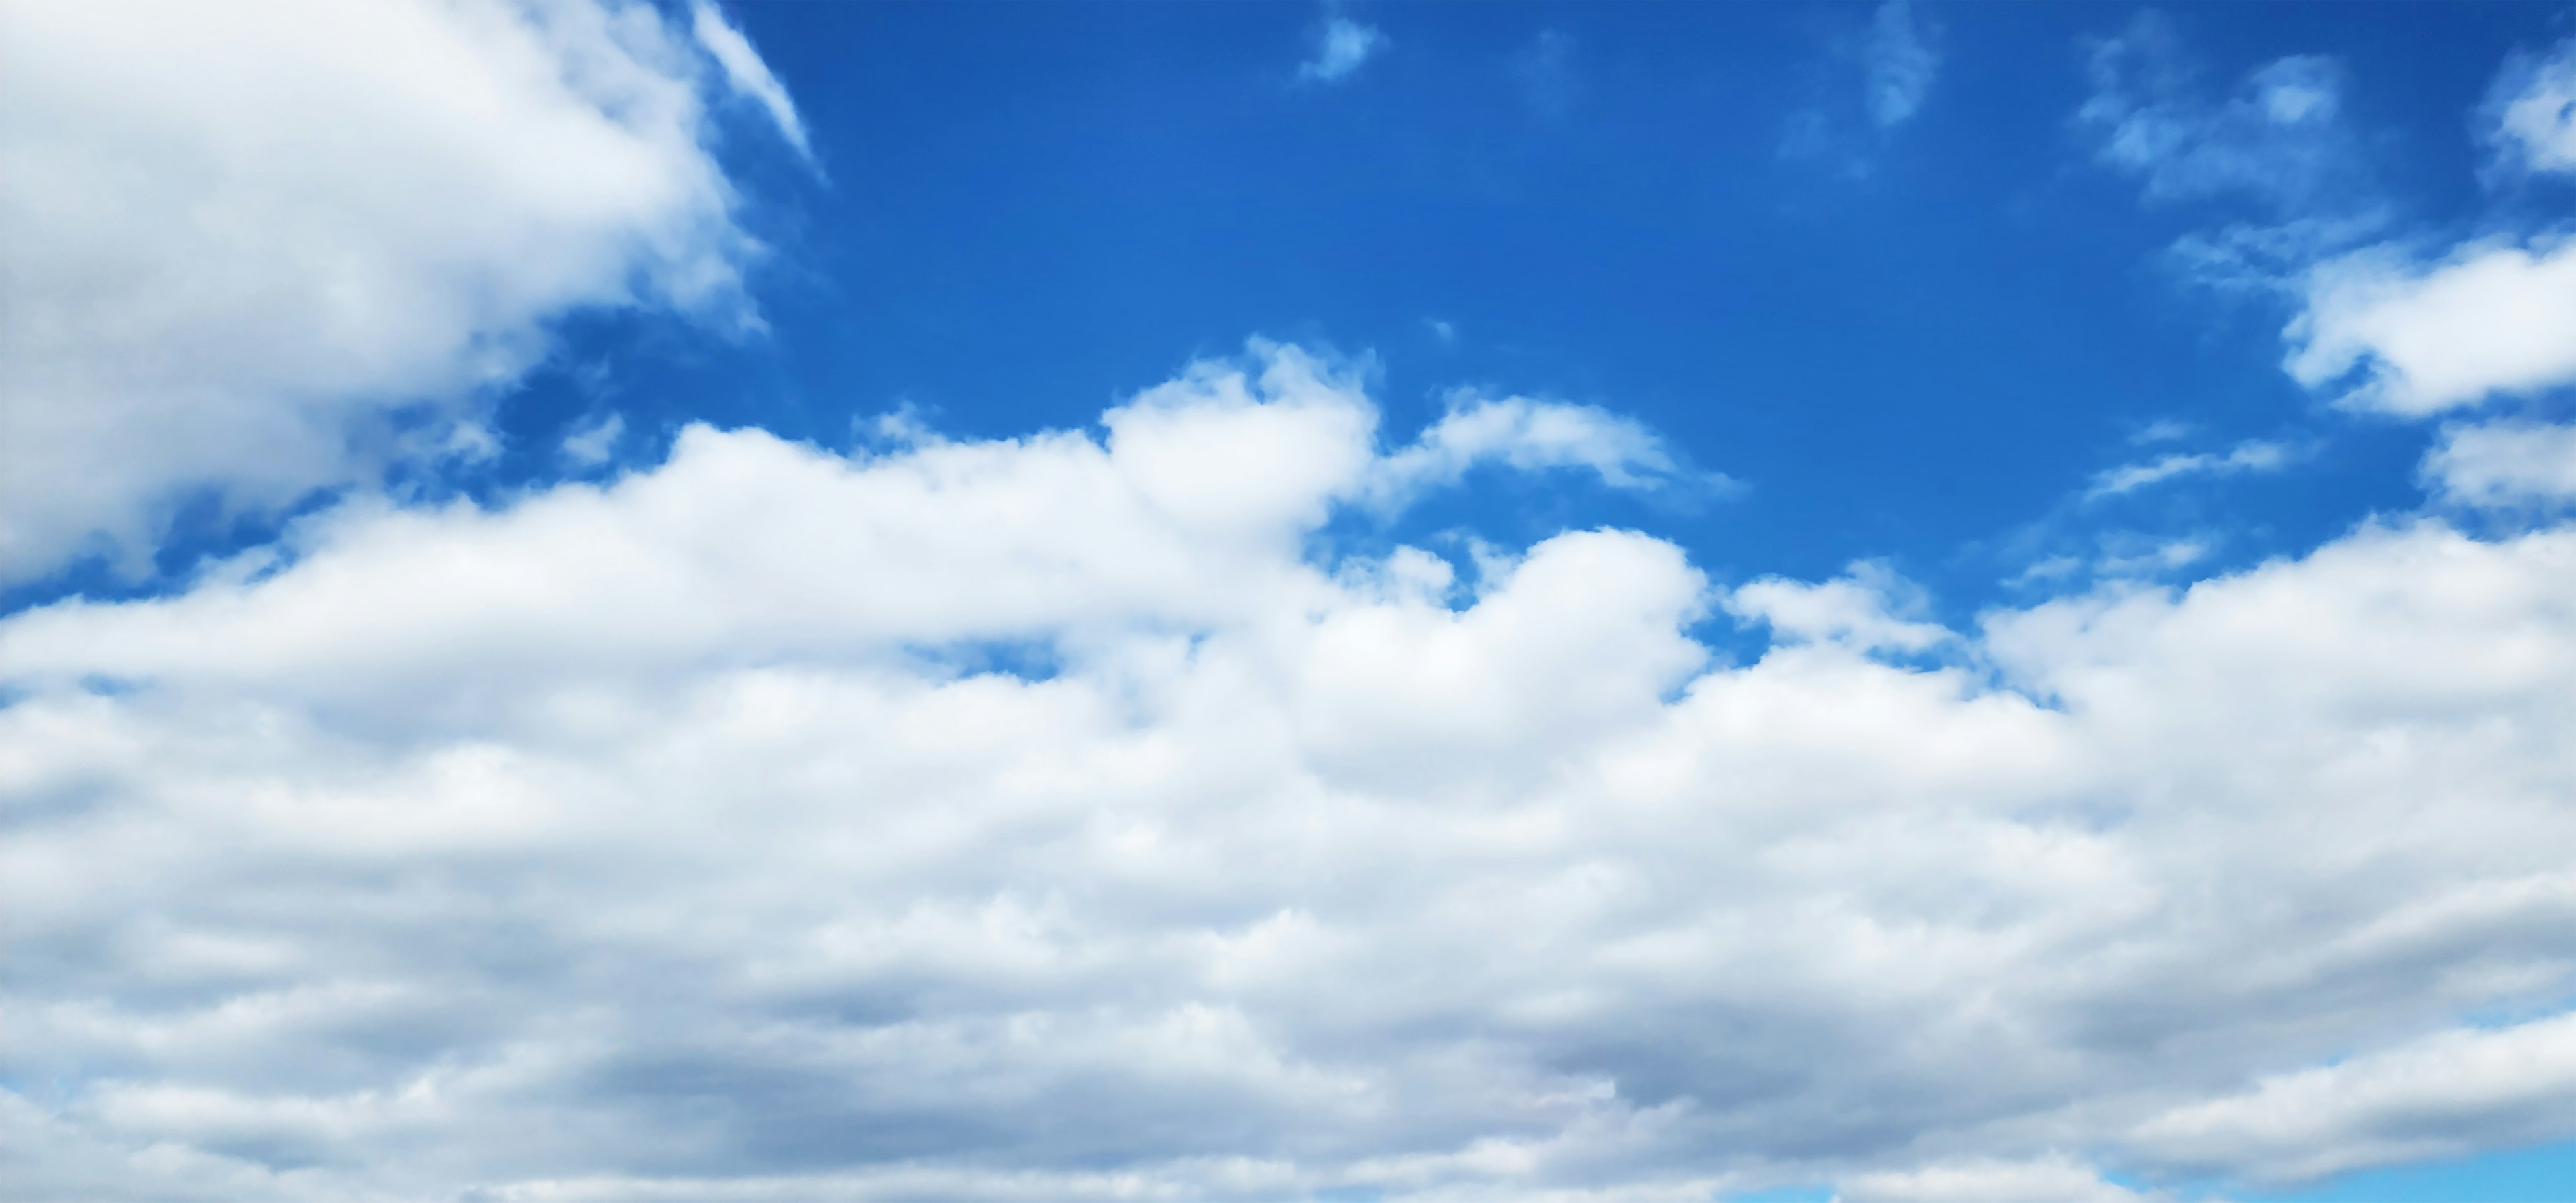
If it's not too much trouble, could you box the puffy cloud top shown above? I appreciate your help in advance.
[9,347,2576,1201]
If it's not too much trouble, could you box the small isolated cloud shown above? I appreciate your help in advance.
[692,0,814,161]
[2094,533,2213,578]
[2131,418,2195,444]
[1862,0,1941,129]
[2288,236,2576,415]
[2086,438,2292,500]
[1373,392,1703,501]
[1297,11,1387,85]
[2424,421,2576,507]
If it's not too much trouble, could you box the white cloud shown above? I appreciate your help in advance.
[2078,25,2576,418]
[10,344,2576,1200]
[691,0,813,160]
[2286,237,2576,415]
[1374,392,1699,499]
[2265,36,2576,416]
[1725,560,1948,652]
[2424,420,2576,507]
[0,0,787,580]
[2485,34,2576,177]
[2131,1012,2576,1182]
[1297,13,1387,85]
[2085,439,2291,500]
[1861,1,1939,129]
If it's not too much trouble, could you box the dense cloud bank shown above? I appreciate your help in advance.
[7,347,2576,1202]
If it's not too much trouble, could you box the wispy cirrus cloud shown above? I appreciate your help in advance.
[2077,13,2364,213]
[692,0,814,162]
[1782,0,1943,170]
[2085,437,2294,500]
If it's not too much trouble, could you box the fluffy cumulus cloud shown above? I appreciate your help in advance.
[9,343,2576,1202]
[2288,237,2576,415]
[0,0,790,581]
[2274,32,2576,416]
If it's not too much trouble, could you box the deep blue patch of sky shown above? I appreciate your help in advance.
[576,3,2557,617]
[17,1,2564,634]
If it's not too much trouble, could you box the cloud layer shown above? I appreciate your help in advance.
[8,344,2576,1202]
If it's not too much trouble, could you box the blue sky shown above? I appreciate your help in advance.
[4,3,2576,1202]
[492,2,2548,606]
